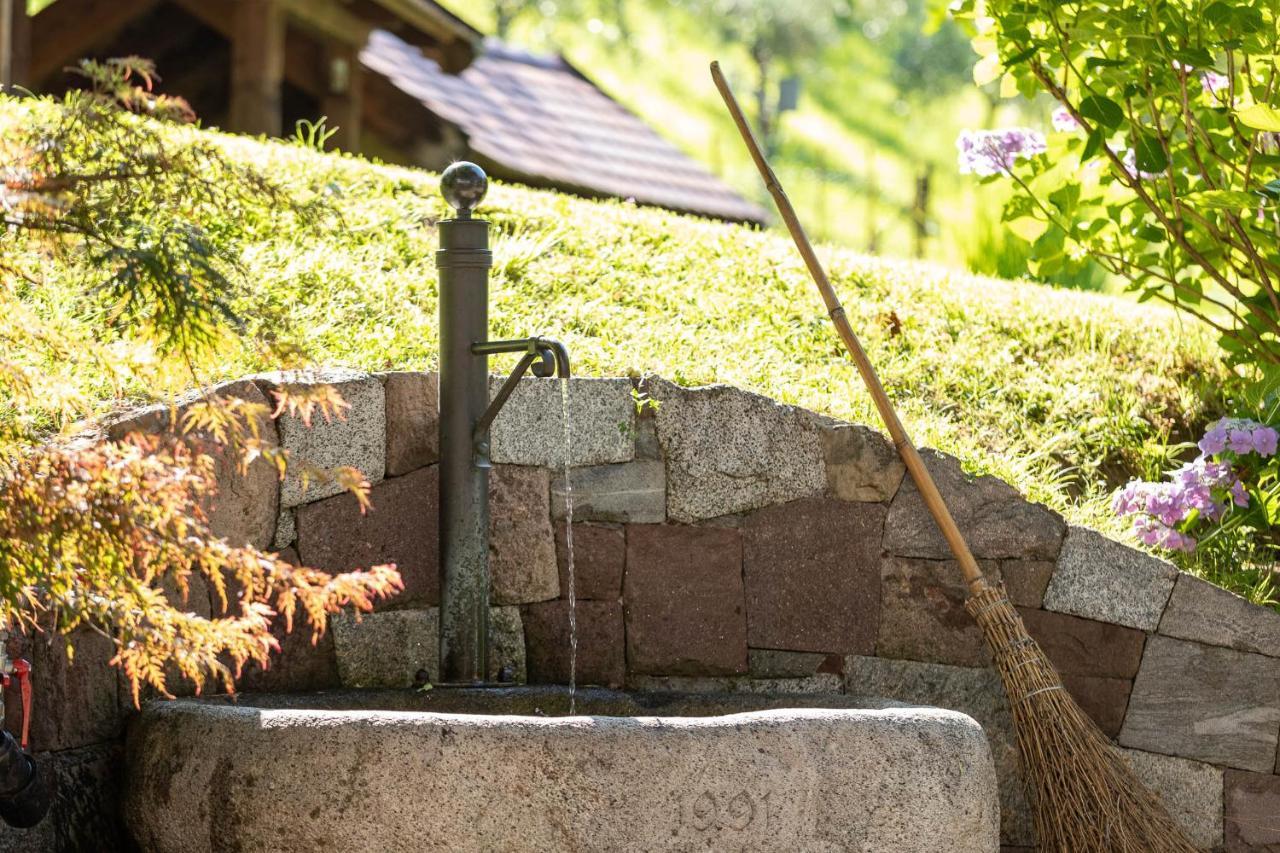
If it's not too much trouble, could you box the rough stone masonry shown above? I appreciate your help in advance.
[4,370,1280,852]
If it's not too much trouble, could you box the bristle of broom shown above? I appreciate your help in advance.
[965,584,1202,853]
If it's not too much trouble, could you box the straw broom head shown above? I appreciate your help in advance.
[967,584,1200,852]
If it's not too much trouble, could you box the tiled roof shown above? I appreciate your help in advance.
[360,32,769,224]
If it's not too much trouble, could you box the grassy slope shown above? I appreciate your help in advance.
[7,97,1227,547]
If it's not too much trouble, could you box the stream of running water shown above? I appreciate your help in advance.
[559,378,578,715]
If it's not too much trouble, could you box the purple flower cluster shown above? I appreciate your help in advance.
[1112,417,1275,553]
[1113,458,1242,552]
[1051,106,1081,133]
[1201,70,1230,97]
[956,128,1047,177]
[1198,417,1278,456]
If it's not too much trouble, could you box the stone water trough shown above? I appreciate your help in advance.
[125,688,999,852]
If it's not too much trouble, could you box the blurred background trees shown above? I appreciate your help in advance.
[451,0,1101,289]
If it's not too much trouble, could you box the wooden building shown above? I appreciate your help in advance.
[4,0,766,223]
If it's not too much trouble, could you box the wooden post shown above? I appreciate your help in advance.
[1,0,30,92]
[230,0,285,136]
[321,41,362,151]
[912,165,933,259]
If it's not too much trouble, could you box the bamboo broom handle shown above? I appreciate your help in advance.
[710,61,988,593]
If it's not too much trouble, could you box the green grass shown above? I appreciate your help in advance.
[7,96,1233,560]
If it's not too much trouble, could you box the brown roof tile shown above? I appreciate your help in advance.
[360,33,768,224]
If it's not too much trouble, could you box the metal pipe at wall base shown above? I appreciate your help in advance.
[436,213,493,684]
[0,730,52,829]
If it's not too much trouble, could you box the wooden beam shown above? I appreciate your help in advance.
[321,41,363,151]
[345,0,476,72]
[230,0,285,136]
[281,0,372,50]
[1,0,30,90]
[29,0,159,84]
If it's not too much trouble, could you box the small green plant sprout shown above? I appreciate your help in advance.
[293,117,338,151]
[631,385,660,415]
[950,0,1280,373]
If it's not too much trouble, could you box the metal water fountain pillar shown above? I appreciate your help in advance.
[436,162,569,684]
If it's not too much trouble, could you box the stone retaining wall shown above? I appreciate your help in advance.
[4,370,1280,851]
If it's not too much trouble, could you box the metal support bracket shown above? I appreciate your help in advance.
[471,337,571,464]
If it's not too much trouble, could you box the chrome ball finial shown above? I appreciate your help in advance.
[440,161,488,216]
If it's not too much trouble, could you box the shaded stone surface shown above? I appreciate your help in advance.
[380,370,439,475]
[0,743,125,853]
[1120,635,1280,771]
[4,626,119,752]
[884,449,1065,560]
[107,378,280,549]
[742,498,884,655]
[216,548,340,694]
[1018,606,1146,679]
[748,649,844,679]
[634,415,660,460]
[273,507,296,550]
[1057,673,1132,738]
[487,607,528,684]
[628,674,845,694]
[1225,769,1280,851]
[1043,526,1178,630]
[1160,573,1280,658]
[490,465,559,604]
[844,654,1031,846]
[522,599,625,688]
[624,524,747,675]
[1120,748,1224,850]
[332,609,436,688]
[877,557,1000,667]
[650,379,825,522]
[551,460,665,523]
[554,522,625,600]
[332,606,524,687]
[489,377,635,467]
[297,465,439,607]
[255,368,386,507]
[821,422,905,502]
[985,593,1142,735]
[999,560,1055,608]
[236,626,340,696]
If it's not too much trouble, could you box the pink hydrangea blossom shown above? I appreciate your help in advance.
[956,128,1047,177]
[1201,71,1230,97]
[1198,417,1277,457]
[1133,516,1196,552]
[1051,106,1081,133]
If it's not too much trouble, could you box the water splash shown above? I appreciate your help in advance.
[559,378,578,716]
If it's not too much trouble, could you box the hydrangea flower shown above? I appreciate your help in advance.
[1201,71,1230,97]
[1051,106,1081,133]
[1133,516,1197,552]
[1198,417,1278,457]
[956,128,1047,177]
[1112,454,1248,553]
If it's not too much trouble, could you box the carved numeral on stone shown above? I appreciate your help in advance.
[683,790,771,832]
